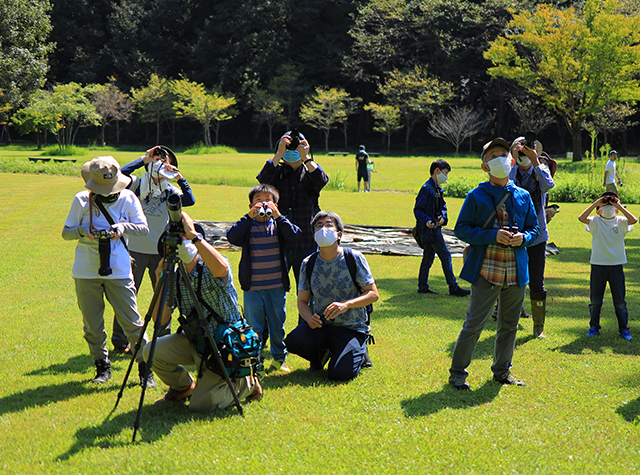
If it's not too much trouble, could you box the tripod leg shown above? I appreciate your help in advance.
[177,262,244,416]
[114,271,166,410]
[132,262,173,442]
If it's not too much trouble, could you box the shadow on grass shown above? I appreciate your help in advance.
[401,380,501,418]
[550,334,640,356]
[444,324,534,360]
[0,381,121,416]
[616,397,640,424]
[56,403,236,460]
[26,353,135,376]
[262,368,354,390]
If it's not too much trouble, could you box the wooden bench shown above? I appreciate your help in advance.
[53,158,77,163]
[328,151,350,156]
[28,157,77,163]
[28,157,51,162]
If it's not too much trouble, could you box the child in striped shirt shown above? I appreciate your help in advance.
[227,184,301,372]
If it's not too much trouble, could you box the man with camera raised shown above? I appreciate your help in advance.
[449,139,539,390]
[145,211,262,411]
[257,130,329,286]
[62,156,153,386]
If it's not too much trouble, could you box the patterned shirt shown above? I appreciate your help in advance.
[480,203,518,286]
[249,218,283,290]
[299,249,374,333]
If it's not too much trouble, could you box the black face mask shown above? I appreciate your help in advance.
[95,193,120,204]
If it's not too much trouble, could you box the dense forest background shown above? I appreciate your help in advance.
[4,0,640,155]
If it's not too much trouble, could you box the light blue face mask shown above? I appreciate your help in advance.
[283,150,301,163]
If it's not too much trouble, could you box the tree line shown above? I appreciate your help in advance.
[1,0,640,159]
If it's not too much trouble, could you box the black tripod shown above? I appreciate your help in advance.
[113,240,244,442]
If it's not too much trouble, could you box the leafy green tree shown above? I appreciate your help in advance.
[300,87,360,152]
[12,83,100,150]
[87,83,134,146]
[130,74,175,145]
[0,0,54,107]
[364,103,401,153]
[485,0,640,161]
[377,66,454,152]
[171,78,236,147]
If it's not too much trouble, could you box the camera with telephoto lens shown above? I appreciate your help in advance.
[286,128,301,150]
[92,229,116,276]
[258,202,272,218]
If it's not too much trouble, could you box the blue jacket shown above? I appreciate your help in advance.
[454,181,539,287]
[226,215,301,292]
[414,177,447,243]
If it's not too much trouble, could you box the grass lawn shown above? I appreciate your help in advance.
[1,152,640,474]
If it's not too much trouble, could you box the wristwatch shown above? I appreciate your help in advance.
[304,158,314,164]
[191,233,203,244]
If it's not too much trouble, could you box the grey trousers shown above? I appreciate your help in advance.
[75,278,148,362]
[449,275,526,382]
[144,333,257,412]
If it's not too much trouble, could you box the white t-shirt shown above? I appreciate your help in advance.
[64,189,148,279]
[586,215,632,265]
[604,160,616,184]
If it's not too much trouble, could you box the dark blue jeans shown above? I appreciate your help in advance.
[285,323,368,381]
[589,264,628,331]
[418,228,458,292]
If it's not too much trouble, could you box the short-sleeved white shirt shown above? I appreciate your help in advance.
[586,215,632,265]
[605,160,616,184]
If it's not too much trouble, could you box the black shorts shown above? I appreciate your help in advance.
[357,168,370,182]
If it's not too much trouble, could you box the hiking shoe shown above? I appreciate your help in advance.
[154,382,195,405]
[493,373,526,386]
[270,360,291,373]
[91,358,112,384]
[620,329,633,341]
[417,288,438,295]
[449,378,470,390]
[449,287,471,297]
[520,307,532,319]
[245,377,263,403]
[586,326,600,337]
[113,344,131,355]
[138,361,156,388]
[361,347,373,369]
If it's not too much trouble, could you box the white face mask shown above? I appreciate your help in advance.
[436,172,448,185]
[314,227,339,247]
[487,155,513,179]
[178,239,199,263]
[600,205,617,219]
[516,155,531,167]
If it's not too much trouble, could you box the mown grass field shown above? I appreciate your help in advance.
[1,147,640,474]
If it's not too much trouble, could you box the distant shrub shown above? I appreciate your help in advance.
[325,169,348,191]
[443,176,480,199]
[184,143,238,154]
[42,145,87,157]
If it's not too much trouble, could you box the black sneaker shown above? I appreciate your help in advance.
[493,373,526,386]
[417,289,438,295]
[138,361,156,388]
[91,358,112,384]
[449,379,470,390]
[520,307,532,319]
[449,287,471,297]
[113,344,131,355]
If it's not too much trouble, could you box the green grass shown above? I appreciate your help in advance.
[2,154,640,473]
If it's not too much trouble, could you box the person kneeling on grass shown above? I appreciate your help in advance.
[578,192,637,341]
[145,212,262,411]
[284,211,379,381]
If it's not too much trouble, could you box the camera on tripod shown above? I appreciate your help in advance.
[258,202,272,218]
[92,229,116,276]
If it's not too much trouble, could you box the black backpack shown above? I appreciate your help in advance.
[304,247,374,322]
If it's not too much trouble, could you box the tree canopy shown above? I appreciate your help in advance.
[485,0,640,160]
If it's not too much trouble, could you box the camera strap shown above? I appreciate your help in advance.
[481,192,510,230]
[94,197,131,252]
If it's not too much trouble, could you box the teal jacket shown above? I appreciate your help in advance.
[454,181,539,287]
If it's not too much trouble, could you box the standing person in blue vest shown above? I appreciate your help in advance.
[449,138,539,390]
[414,159,469,297]
[110,145,196,354]
[256,130,329,287]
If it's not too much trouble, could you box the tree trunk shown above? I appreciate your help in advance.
[324,130,330,153]
[570,119,583,162]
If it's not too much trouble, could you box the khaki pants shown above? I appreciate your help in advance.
[144,333,256,412]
